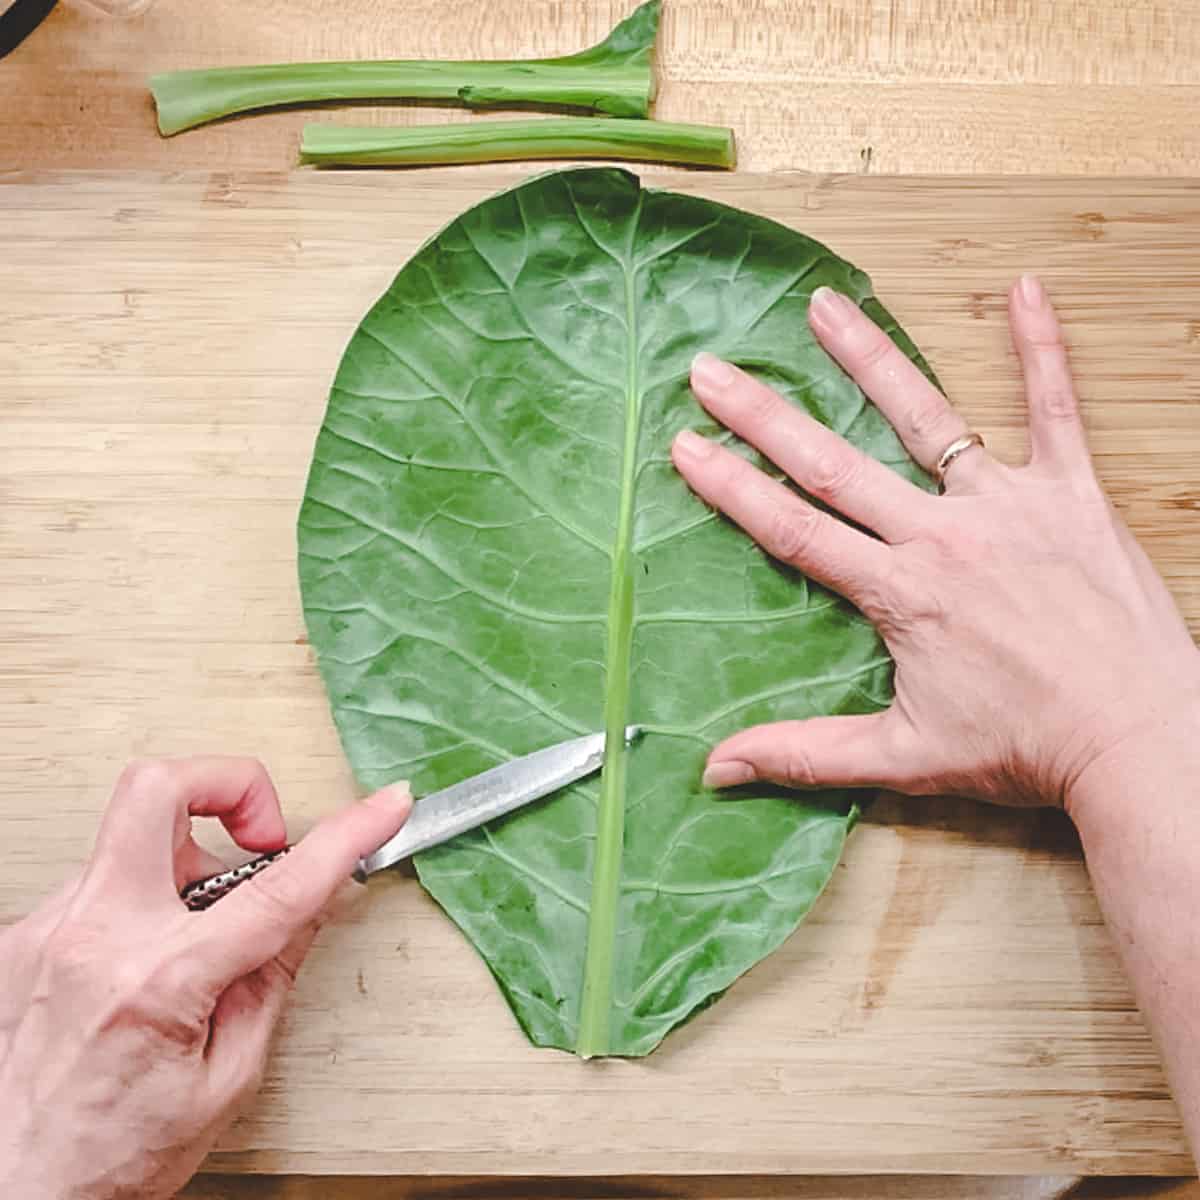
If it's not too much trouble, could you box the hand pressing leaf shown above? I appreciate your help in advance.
[299,167,934,1056]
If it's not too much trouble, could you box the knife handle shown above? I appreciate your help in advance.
[180,847,373,911]
[180,847,292,911]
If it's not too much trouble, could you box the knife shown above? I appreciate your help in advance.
[180,725,641,911]
[0,0,57,61]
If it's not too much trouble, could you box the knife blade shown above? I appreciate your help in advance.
[357,724,641,877]
[0,0,57,61]
[180,725,641,910]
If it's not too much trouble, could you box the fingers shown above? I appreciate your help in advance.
[1008,275,1091,473]
[174,838,231,890]
[203,921,320,1104]
[807,288,987,486]
[701,712,920,793]
[91,757,288,899]
[191,786,411,995]
[688,353,934,541]
[671,430,894,617]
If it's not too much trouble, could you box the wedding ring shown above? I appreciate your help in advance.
[934,432,985,491]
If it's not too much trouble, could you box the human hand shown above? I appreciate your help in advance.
[0,757,410,1200]
[671,277,1200,814]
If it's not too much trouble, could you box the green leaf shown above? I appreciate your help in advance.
[298,167,934,1057]
[150,0,661,136]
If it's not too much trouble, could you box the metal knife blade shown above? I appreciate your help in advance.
[355,724,641,878]
[180,726,642,911]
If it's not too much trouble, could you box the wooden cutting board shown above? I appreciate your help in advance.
[1,169,1198,1177]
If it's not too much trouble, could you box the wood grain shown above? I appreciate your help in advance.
[2,169,1199,1177]
[179,1174,1200,1199]
[0,1,1197,174]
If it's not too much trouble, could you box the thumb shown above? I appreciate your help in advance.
[189,783,412,996]
[701,713,914,792]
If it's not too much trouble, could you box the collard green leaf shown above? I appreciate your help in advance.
[298,167,933,1057]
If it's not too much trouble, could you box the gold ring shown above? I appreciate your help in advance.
[934,432,985,492]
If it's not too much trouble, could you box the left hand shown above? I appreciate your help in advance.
[0,756,410,1200]
[670,279,1200,812]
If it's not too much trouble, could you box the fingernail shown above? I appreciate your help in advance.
[702,760,757,790]
[674,429,715,460]
[691,351,736,391]
[810,286,856,324]
[365,782,411,814]
[1018,274,1044,308]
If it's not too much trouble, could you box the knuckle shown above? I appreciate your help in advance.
[117,757,174,800]
[1023,329,1066,353]
[245,867,310,927]
[242,756,271,785]
[710,448,748,496]
[852,330,896,372]
[862,559,942,629]
[143,949,205,1007]
[42,925,99,978]
[262,952,302,990]
[806,445,861,500]
[109,956,154,1001]
[741,381,781,427]
[44,930,210,1044]
[764,503,821,564]
[1036,386,1078,421]
[783,744,820,789]
[905,397,957,448]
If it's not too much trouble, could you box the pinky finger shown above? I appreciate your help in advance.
[1009,275,1092,474]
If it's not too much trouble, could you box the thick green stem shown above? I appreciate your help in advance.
[150,0,661,135]
[299,119,736,170]
[576,220,644,1059]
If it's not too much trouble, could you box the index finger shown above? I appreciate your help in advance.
[189,786,411,993]
[671,429,894,618]
[89,756,287,899]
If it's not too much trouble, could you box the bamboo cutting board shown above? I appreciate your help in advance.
[1,170,1198,1176]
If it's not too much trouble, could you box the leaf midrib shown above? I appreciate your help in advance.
[575,193,645,1058]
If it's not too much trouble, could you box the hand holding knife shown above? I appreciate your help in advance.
[181,726,641,910]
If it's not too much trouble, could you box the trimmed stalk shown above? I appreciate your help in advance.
[150,0,660,136]
[298,119,736,170]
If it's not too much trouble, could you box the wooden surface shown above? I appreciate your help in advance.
[1,0,1199,175]
[4,1,1199,1194]
[178,1175,1200,1199]
[2,169,1199,1178]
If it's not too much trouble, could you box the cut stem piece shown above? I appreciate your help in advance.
[150,0,661,136]
[298,119,736,170]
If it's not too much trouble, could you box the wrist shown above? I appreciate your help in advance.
[1065,696,1200,833]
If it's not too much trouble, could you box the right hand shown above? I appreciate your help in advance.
[671,276,1200,815]
[0,756,410,1200]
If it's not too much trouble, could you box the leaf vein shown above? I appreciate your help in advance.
[305,496,604,626]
